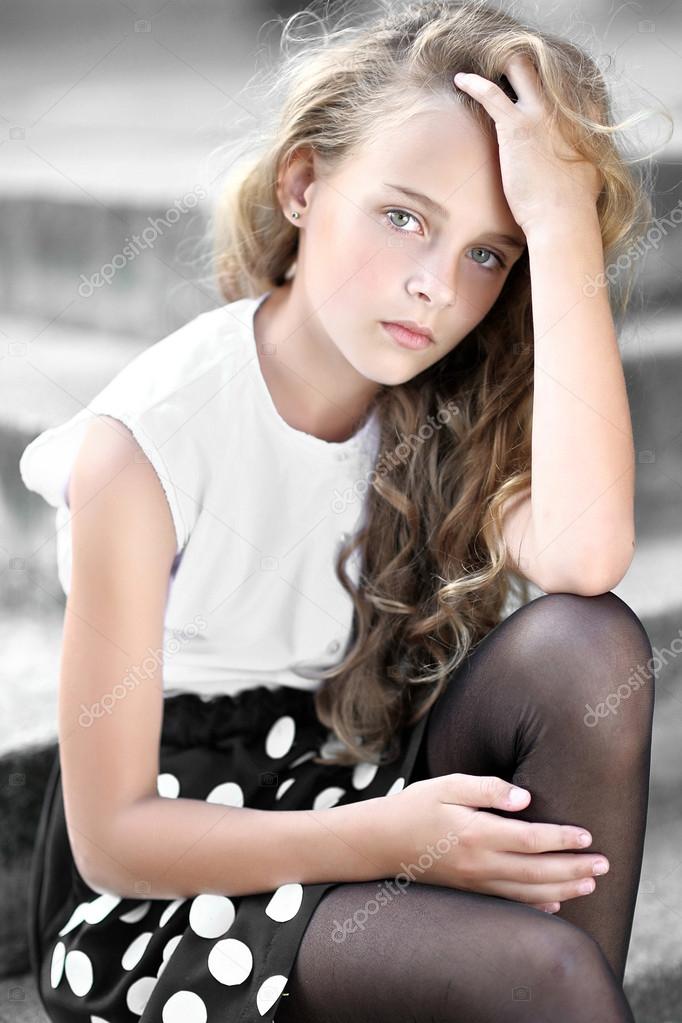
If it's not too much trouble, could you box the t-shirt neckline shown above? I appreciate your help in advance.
[245,290,379,458]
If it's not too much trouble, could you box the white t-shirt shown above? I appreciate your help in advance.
[19,292,381,699]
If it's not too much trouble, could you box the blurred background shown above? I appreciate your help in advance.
[0,1,680,1019]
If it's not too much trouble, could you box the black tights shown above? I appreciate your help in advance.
[277,592,655,1022]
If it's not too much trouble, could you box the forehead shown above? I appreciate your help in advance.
[337,98,512,221]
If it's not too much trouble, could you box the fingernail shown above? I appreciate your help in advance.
[593,860,609,876]
[507,787,528,806]
[577,832,592,847]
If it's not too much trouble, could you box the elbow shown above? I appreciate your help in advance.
[70,822,133,899]
[543,541,636,597]
[72,845,114,897]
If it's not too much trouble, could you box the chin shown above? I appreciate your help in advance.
[363,357,427,387]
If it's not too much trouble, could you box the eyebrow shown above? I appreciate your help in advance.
[382,182,527,250]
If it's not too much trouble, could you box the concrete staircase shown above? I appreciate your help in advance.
[1,2,682,1020]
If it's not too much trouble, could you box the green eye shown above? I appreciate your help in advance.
[471,246,506,271]
[386,209,418,231]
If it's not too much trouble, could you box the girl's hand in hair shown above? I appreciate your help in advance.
[453,55,602,237]
[380,772,608,914]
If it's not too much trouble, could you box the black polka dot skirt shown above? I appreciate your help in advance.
[28,683,432,1022]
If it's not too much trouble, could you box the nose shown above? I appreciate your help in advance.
[406,259,456,308]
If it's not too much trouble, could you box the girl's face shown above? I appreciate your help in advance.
[291,97,527,385]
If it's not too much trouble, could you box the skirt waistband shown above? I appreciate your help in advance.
[160,684,325,748]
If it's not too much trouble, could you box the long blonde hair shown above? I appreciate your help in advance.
[208,0,663,766]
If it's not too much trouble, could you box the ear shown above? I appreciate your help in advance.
[276,146,317,218]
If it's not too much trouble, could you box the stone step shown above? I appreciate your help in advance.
[0,194,219,342]
[0,316,149,611]
[0,0,282,341]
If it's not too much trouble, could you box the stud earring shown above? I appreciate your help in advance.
[291,210,300,220]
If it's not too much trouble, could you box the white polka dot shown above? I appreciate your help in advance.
[206,781,244,807]
[58,902,88,936]
[126,976,158,1015]
[157,773,180,798]
[50,942,65,988]
[122,931,153,971]
[83,894,122,924]
[313,786,346,810]
[275,778,296,800]
[386,776,406,796]
[189,894,236,938]
[65,949,94,996]
[162,934,183,962]
[265,883,303,922]
[288,751,316,769]
[265,715,296,759]
[352,761,379,790]
[159,898,186,927]
[156,934,182,975]
[256,974,288,1015]
[161,989,207,1023]
[119,901,151,924]
[208,938,253,986]
[318,734,345,760]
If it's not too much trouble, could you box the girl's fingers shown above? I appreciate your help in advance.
[502,54,544,107]
[453,72,515,122]
[482,876,597,905]
[476,812,592,855]
[487,850,608,885]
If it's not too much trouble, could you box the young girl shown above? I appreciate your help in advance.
[20,1,658,1020]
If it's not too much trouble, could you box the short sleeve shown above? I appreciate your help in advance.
[18,311,220,590]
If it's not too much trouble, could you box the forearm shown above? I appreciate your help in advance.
[82,794,392,900]
[526,211,636,579]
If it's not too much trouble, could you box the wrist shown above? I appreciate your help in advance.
[287,795,394,886]
[524,206,601,248]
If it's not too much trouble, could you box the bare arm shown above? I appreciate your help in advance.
[507,214,635,594]
[89,794,392,900]
[62,416,391,900]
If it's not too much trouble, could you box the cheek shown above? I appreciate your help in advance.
[306,224,381,322]
[314,209,395,284]
[452,262,505,317]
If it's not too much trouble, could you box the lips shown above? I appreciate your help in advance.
[380,321,436,350]
[388,320,435,341]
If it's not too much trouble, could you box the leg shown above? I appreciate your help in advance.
[420,590,655,984]
[276,879,635,1022]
